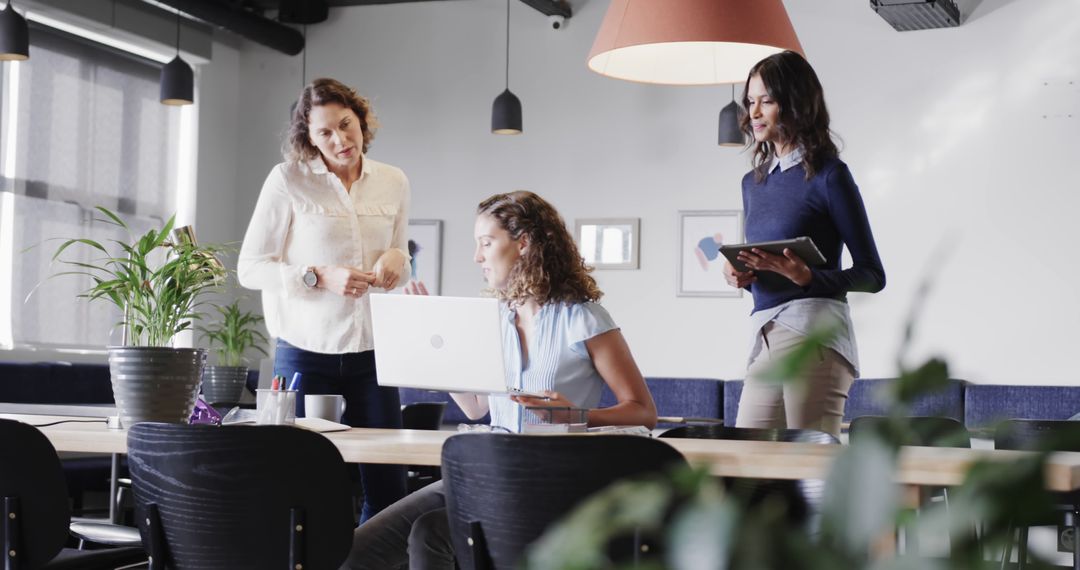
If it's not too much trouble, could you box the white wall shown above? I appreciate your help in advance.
[208,0,1080,385]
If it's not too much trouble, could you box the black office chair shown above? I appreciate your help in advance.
[127,422,356,570]
[441,433,687,570]
[401,402,447,492]
[0,418,146,570]
[659,425,838,528]
[994,419,1080,570]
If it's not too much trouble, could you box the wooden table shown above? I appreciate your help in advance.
[7,412,1080,492]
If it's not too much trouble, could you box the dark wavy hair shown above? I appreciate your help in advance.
[477,191,602,306]
[740,51,839,182]
[283,78,379,163]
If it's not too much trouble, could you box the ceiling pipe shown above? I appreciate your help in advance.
[143,0,308,55]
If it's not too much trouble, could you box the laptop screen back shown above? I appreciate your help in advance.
[370,294,509,393]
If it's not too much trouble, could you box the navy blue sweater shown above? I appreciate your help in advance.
[742,157,885,313]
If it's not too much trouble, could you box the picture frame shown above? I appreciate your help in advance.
[574,218,640,270]
[677,210,743,297]
[406,219,443,294]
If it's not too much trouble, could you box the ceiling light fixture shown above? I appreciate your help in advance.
[160,8,193,106]
[587,0,803,86]
[718,84,745,147]
[0,0,29,61]
[491,0,521,135]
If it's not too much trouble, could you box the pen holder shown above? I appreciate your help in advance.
[255,389,297,425]
[521,406,588,434]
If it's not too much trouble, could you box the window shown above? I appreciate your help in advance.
[0,25,184,349]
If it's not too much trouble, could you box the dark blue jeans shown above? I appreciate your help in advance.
[274,340,407,523]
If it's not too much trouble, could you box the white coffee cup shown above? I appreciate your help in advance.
[304,394,346,423]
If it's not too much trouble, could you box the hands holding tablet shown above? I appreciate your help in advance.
[737,248,813,287]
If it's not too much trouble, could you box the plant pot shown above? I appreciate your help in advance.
[201,365,249,405]
[108,346,206,428]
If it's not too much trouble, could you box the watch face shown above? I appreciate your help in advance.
[303,270,317,288]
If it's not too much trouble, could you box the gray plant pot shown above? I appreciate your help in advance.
[201,365,249,405]
[108,346,206,428]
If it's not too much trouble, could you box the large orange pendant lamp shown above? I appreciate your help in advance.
[587,0,804,86]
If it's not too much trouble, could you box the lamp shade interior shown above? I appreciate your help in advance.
[588,0,803,85]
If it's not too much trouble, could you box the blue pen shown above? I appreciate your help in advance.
[288,372,302,391]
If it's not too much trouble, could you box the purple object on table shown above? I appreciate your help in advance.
[190,396,223,425]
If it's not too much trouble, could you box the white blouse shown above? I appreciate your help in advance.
[238,155,410,354]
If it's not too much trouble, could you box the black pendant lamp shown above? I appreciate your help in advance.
[0,1,29,61]
[491,0,521,135]
[718,84,745,147]
[160,9,193,106]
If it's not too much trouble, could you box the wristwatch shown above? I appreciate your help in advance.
[302,267,318,288]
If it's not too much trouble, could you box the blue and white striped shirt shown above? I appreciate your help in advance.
[488,301,617,432]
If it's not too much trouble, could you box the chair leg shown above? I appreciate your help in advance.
[1017,526,1029,570]
[1072,509,1080,570]
[1001,522,1013,569]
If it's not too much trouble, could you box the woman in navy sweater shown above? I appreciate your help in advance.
[723,51,885,437]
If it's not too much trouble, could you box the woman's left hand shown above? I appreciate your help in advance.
[511,390,574,408]
[511,391,582,424]
[737,247,813,287]
[372,249,407,290]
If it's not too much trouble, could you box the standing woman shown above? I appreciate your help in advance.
[724,51,885,438]
[238,78,409,521]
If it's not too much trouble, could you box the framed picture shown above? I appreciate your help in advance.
[407,219,443,294]
[574,218,640,270]
[677,210,743,297]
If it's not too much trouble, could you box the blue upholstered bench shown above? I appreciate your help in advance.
[965,384,1080,432]
[0,361,114,404]
[722,378,968,427]
[399,376,725,428]
[600,377,723,427]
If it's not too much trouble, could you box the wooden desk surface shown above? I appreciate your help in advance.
[7,413,1080,492]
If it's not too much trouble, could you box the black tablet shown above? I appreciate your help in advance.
[719,236,827,273]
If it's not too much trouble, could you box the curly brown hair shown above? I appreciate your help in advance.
[740,51,839,182]
[283,78,380,163]
[477,191,603,306]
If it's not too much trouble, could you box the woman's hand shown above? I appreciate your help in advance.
[316,266,375,298]
[511,391,582,424]
[723,261,757,289]
[403,280,429,296]
[372,249,407,290]
[736,248,812,286]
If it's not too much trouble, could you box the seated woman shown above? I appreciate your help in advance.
[344,190,657,569]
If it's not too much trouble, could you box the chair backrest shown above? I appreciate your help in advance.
[441,433,686,570]
[659,425,837,527]
[994,419,1080,452]
[849,416,971,448]
[0,418,72,569]
[402,402,447,430]
[127,423,355,570]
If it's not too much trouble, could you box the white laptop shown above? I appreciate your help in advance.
[370,294,543,397]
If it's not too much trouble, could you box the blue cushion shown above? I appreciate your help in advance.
[0,362,114,404]
[600,377,724,426]
[722,377,967,426]
[844,378,967,423]
[723,380,744,426]
[965,385,1080,429]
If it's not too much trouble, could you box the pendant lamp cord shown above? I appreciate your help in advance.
[504,0,510,90]
[174,9,180,56]
[302,24,307,87]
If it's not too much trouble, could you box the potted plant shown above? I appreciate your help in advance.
[198,298,268,405]
[50,207,226,427]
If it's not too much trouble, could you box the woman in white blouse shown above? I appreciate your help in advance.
[238,78,409,522]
